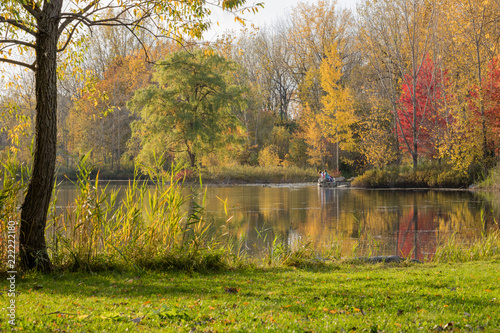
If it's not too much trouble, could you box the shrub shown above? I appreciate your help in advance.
[436,169,469,188]
[258,145,281,167]
[352,168,397,188]
[353,164,471,188]
[174,169,194,181]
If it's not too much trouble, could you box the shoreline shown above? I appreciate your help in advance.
[56,178,482,191]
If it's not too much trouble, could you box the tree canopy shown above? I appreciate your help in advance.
[129,49,245,169]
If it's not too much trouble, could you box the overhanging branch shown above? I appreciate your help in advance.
[0,57,35,71]
[0,39,36,49]
[0,16,37,37]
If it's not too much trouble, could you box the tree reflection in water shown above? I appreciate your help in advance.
[55,184,500,260]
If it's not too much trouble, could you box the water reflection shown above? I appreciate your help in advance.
[55,184,500,260]
[200,186,499,260]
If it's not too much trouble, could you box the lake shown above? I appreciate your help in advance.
[55,183,500,261]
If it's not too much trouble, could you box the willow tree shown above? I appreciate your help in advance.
[0,0,259,272]
[129,50,245,169]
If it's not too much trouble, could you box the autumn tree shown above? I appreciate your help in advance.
[252,26,296,121]
[128,50,246,169]
[0,71,36,164]
[287,0,354,115]
[357,0,439,169]
[397,55,450,160]
[464,56,500,158]
[483,56,500,143]
[319,43,357,169]
[67,50,155,170]
[443,0,500,161]
[0,0,258,271]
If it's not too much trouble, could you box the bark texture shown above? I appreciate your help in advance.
[20,0,62,272]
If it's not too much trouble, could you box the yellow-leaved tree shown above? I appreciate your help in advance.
[319,43,357,168]
[300,105,328,168]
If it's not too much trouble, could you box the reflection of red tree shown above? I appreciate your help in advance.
[397,209,440,261]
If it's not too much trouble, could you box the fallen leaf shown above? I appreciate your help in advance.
[224,287,238,294]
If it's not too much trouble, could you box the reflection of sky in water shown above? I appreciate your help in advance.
[55,183,500,260]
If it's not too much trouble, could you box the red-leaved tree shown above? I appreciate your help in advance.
[481,56,500,154]
[397,55,450,165]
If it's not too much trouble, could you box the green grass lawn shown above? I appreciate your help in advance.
[2,259,500,332]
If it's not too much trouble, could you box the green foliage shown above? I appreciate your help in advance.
[478,163,500,189]
[270,126,291,160]
[128,49,246,170]
[286,135,309,167]
[237,143,259,166]
[0,153,28,271]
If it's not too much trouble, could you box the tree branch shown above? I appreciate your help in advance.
[0,39,36,49]
[0,57,35,71]
[58,0,100,35]
[20,0,42,21]
[0,16,37,36]
[57,21,81,53]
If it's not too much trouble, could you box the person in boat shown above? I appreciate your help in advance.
[323,169,334,182]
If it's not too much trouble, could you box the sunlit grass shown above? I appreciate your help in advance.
[199,165,318,184]
[352,164,471,188]
[4,260,500,332]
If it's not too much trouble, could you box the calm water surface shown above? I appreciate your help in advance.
[56,183,500,260]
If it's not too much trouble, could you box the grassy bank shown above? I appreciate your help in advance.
[57,164,319,184]
[478,164,500,190]
[198,165,318,184]
[352,165,471,188]
[2,259,499,332]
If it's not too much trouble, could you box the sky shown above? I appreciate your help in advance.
[204,0,360,41]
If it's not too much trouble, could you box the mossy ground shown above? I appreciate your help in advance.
[2,259,499,332]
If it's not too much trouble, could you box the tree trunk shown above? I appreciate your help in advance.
[475,41,488,162]
[20,0,62,272]
[188,150,196,169]
[412,75,418,170]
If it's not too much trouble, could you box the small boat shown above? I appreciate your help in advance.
[317,178,337,187]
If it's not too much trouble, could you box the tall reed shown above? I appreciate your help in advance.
[433,230,500,263]
[45,154,228,272]
[0,153,28,271]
